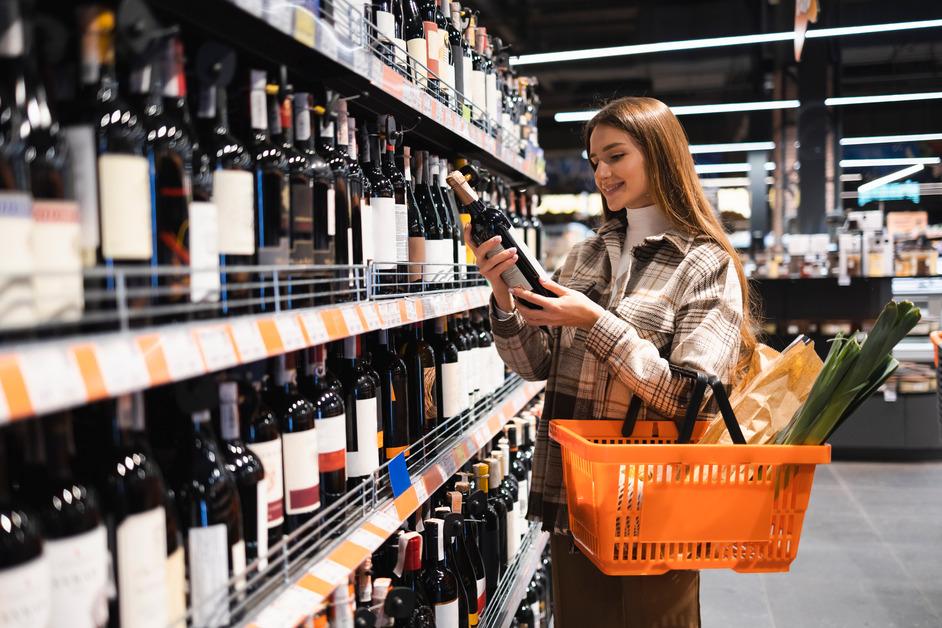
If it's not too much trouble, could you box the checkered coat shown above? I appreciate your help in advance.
[490,212,744,533]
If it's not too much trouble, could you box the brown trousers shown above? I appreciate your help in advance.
[550,535,701,628]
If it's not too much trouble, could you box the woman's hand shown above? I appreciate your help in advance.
[465,223,516,312]
[512,278,607,330]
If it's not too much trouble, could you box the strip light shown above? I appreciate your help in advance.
[826,91,942,107]
[840,157,941,167]
[695,162,776,174]
[511,19,942,66]
[857,164,925,192]
[555,100,798,122]
[841,132,942,146]
[689,141,775,153]
[698,177,751,187]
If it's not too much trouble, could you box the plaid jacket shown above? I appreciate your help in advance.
[490,213,744,533]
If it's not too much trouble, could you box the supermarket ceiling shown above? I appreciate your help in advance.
[485,0,942,153]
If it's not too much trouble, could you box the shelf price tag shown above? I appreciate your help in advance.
[275,315,307,351]
[359,304,383,331]
[403,299,418,322]
[340,306,365,336]
[312,559,349,587]
[94,338,150,396]
[299,311,330,345]
[194,326,239,372]
[17,346,86,415]
[292,6,316,47]
[421,296,437,318]
[378,301,401,328]
[229,319,268,364]
[253,587,322,628]
[160,330,206,381]
[368,508,401,534]
[348,528,385,552]
[413,478,429,504]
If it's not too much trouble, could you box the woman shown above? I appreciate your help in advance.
[465,97,757,627]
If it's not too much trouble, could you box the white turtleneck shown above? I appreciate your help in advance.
[616,204,672,280]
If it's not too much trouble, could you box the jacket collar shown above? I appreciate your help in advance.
[596,214,697,256]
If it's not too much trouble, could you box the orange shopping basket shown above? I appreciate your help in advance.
[549,364,831,576]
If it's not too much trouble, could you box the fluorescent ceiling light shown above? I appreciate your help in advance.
[689,141,775,154]
[510,18,942,66]
[699,177,751,187]
[840,173,864,182]
[840,132,942,146]
[695,162,775,174]
[858,164,925,192]
[555,100,798,123]
[840,157,941,167]
[826,91,942,106]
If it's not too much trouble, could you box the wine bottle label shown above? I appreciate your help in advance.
[166,545,186,628]
[434,238,454,282]
[327,185,337,236]
[407,38,428,85]
[290,182,315,264]
[348,398,380,477]
[282,428,321,514]
[375,10,395,41]
[485,72,499,122]
[317,413,347,473]
[0,554,51,627]
[455,351,469,411]
[0,192,34,329]
[462,57,474,104]
[423,366,438,424]
[214,169,256,255]
[458,243,467,279]
[247,438,285,526]
[32,199,83,323]
[441,361,462,419]
[371,196,397,270]
[532,603,541,628]
[392,36,409,69]
[483,240,542,293]
[46,524,109,628]
[434,598,460,628]
[188,524,230,627]
[63,125,100,263]
[255,480,269,569]
[408,236,426,282]
[526,228,538,261]
[250,88,267,131]
[116,507,169,628]
[295,102,312,142]
[395,203,409,263]
[360,198,375,263]
[440,60,456,95]
[189,201,221,304]
[424,22,440,75]
[508,502,520,556]
[98,153,153,260]
[231,539,247,594]
[476,577,486,613]
[470,70,487,120]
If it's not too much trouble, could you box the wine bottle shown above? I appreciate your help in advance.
[0,430,50,627]
[451,3,473,117]
[402,0,428,90]
[17,413,107,628]
[294,92,336,267]
[433,0,456,110]
[414,151,446,287]
[356,558,374,610]
[402,146,426,290]
[365,122,398,290]
[317,94,351,274]
[429,155,459,286]
[371,576,392,627]
[330,582,356,628]
[471,311,497,395]
[430,316,464,423]
[337,336,382,488]
[437,156,468,281]
[176,407,245,627]
[526,191,543,265]
[472,461,504,599]
[446,168,553,308]
[455,313,480,405]
[490,453,519,560]
[371,0,397,69]
[505,423,529,526]
[392,531,435,628]
[373,329,411,461]
[218,382,268,570]
[399,322,438,456]
[342,110,370,267]
[380,118,410,289]
[242,376,285,551]
[480,30,501,135]
[264,354,320,533]
[421,519,461,628]
[467,16,487,125]
[417,0,442,101]
[435,509,476,627]
[300,347,348,506]
[453,482,487,617]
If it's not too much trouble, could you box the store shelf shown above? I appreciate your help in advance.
[480,523,550,628]
[0,284,493,424]
[155,0,546,185]
[244,377,546,628]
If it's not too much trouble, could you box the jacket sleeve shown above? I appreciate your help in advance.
[584,250,743,420]
[487,269,562,382]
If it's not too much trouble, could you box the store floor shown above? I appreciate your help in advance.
[701,461,942,627]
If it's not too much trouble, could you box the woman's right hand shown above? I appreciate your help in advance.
[465,223,518,312]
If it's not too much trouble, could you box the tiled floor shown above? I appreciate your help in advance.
[701,461,942,627]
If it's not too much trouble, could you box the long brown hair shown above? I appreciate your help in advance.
[584,96,758,382]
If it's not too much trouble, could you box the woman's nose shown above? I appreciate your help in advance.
[595,160,611,180]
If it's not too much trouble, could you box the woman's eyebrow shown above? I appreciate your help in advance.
[588,142,628,159]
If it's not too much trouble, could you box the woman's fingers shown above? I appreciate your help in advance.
[516,302,553,326]
[511,286,555,310]
[478,247,517,276]
[487,254,518,279]
[469,234,501,259]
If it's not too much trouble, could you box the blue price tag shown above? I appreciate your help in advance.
[388,453,411,498]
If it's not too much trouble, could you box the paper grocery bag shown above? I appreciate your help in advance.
[699,337,823,445]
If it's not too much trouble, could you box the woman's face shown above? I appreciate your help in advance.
[588,124,652,210]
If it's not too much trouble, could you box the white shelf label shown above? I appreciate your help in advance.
[94,338,150,395]
[194,326,239,372]
[311,559,348,587]
[369,509,401,534]
[160,331,205,381]
[253,586,322,628]
[340,306,365,336]
[300,311,330,345]
[275,315,307,351]
[347,528,385,552]
[403,299,418,322]
[230,320,268,363]
[414,479,429,504]
[360,304,382,331]
[421,296,437,317]
[378,301,401,328]
[0,383,9,423]
[18,346,86,414]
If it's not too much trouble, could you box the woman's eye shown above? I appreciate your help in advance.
[609,153,624,162]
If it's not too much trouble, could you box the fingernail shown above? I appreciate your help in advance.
[508,247,517,254]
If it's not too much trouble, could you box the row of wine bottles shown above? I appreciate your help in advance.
[0,308,524,628]
[0,0,543,331]
[307,400,544,628]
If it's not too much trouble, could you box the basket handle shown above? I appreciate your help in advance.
[620,364,746,445]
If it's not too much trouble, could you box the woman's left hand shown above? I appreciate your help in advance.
[512,278,607,330]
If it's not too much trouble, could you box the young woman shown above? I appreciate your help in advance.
[466,96,756,627]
